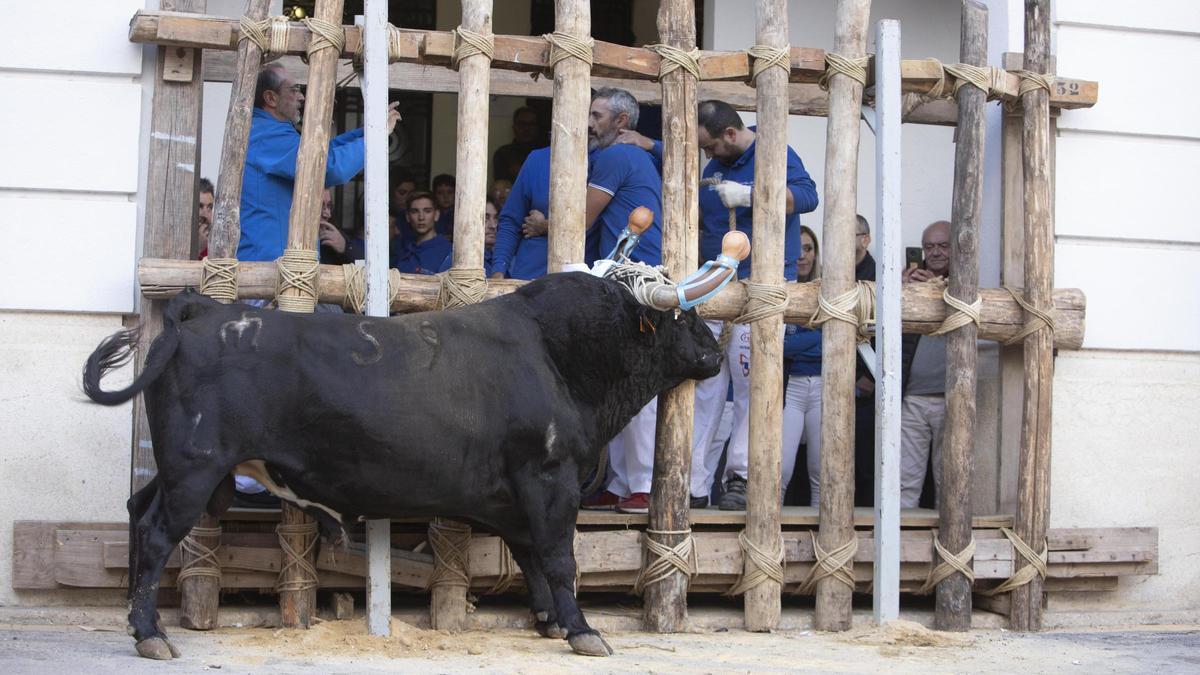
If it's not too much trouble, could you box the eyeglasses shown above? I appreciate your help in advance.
[922,242,950,252]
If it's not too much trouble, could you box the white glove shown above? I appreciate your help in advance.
[714,181,752,209]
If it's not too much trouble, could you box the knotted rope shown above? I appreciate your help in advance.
[352,23,407,62]
[1012,69,1054,96]
[647,44,701,81]
[917,531,976,594]
[275,521,319,592]
[633,528,698,596]
[980,527,1049,596]
[487,539,518,595]
[746,44,790,83]
[302,17,345,58]
[342,265,405,314]
[239,15,292,56]
[544,31,594,70]
[1002,286,1056,345]
[819,52,870,91]
[438,267,487,309]
[929,286,982,336]
[428,518,472,590]
[943,62,993,97]
[451,27,494,69]
[200,257,239,303]
[795,531,858,594]
[177,525,223,583]
[734,282,789,324]
[724,531,784,597]
[808,280,876,343]
[607,262,678,311]
[276,248,320,313]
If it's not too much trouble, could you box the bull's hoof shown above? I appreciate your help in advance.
[135,637,181,660]
[568,631,614,657]
[535,620,568,639]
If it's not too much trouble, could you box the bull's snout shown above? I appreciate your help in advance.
[695,350,722,378]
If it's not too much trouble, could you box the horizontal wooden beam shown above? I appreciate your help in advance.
[131,9,1097,125]
[138,257,1086,348]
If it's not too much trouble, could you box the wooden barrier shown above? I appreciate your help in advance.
[545,0,591,272]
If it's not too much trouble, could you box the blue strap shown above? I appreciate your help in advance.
[676,256,740,311]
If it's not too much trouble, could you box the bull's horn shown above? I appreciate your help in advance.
[647,231,751,310]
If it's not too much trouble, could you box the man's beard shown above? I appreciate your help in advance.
[588,126,618,152]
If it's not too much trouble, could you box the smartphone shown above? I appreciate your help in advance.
[905,246,924,270]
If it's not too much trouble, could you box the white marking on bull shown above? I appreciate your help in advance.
[545,421,558,457]
[235,460,343,524]
[351,321,382,365]
[220,312,263,350]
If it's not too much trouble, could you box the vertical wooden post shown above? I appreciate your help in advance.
[545,0,591,272]
[361,0,393,638]
[742,0,789,633]
[936,0,988,632]
[179,0,271,635]
[429,0,493,633]
[815,0,870,633]
[1011,0,1055,632]
[276,0,346,628]
[131,0,207,494]
[870,18,902,626]
[644,0,699,633]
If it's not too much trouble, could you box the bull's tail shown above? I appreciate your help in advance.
[82,294,190,406]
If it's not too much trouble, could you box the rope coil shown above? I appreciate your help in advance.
[438,267,487,309]
[929,286,982,336]
[451,27,494,69]
[544,32,594,70]
[819,52,870,90]
[1003,286,1056,345]
[276,248,320,313]
[917,532,976,594]
[342,263,365,314]
[239,15,292,56]
[724,531,784,597]
[428,518,472,590]
[795,532,858,594]
[808,281,876,343]
[201,257,239,303]
[981,527,1048,596]
[633,528,698,596]
[302,17,345,58]
[275,521,319,592]
[746,44,790,83]
[734,282,789,324]
[178,525,223,583]
[647,44,701,81]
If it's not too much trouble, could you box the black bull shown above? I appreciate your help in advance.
[83,272,722,659]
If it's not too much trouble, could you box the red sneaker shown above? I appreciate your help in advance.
[580,490,621,510]
[617,492,651,514]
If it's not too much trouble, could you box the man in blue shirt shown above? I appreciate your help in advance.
[690,99,819,510]
[391,191,451,274]
[490,147,552,280]
[238,64,399,263]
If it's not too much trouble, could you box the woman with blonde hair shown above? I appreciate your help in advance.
[781,225,822,504]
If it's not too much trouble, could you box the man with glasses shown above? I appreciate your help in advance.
[238,63,399,263]
[898,220,951,508]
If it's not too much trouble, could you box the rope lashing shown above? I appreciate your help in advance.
[610,262,677,311]
[302,17,346,58]
[1002,286,1056,345]
[544,31,594,70]
[200,257,239,303]
[943,62,992,97]
[724,531,784,596]
[795,531,858,595]
[1012,69,1054,96]
[342,264,365,314]
[633,528,698,596]
[980,527,1048,596]
[177,525,223,583]
[929,287,982,336]
[276,248,320,313]
[746,44,790,83]
[451,26,494,69]
[275,521,319,592]
[352,23,407,62]
[917,531,976,594]
[819,52,870,91]
[487,539,518,595]
[647,43,701,81]
[734,282,789,324]
[807,281,876,343]
[428,518,472,589]
[239,15,292,56]
[438,267,487,309]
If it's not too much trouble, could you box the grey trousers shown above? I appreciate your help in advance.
[899,394,945,509]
